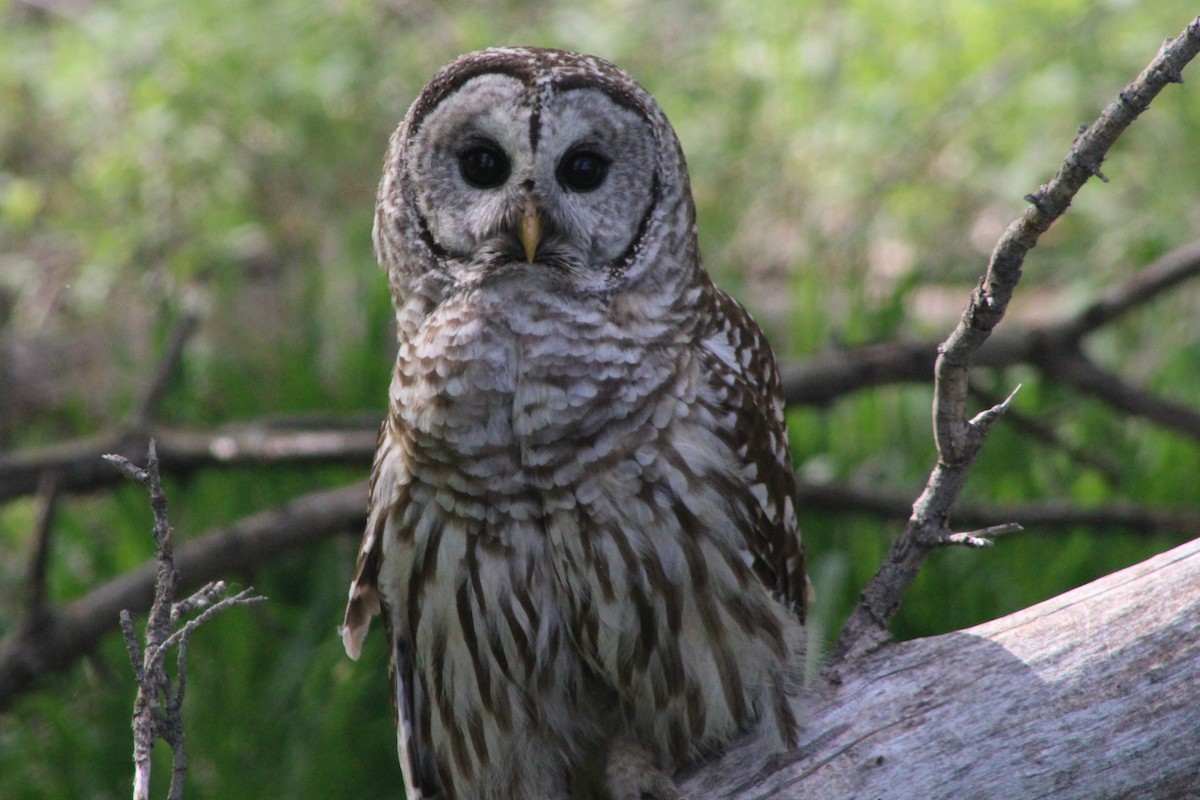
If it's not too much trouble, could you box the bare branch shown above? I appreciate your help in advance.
[0,423,378,503]
[826,17,1200,672]
[23,472,59,622]
[942,522,1023,548]
[1054,238,1200,342]
[0,480,367,710]
[1037,345,1200,438]
[967,381,1124,485]
[111,442,266,800]
[129,311,201,430]
[170,581,230,626]
[779,238,1200,418]
[797,478,1200,535]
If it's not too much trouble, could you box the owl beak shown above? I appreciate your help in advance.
[519,197,542,263]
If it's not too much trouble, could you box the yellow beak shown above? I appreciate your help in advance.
[519,197,542,263]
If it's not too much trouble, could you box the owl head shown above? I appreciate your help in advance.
[374,47,702,303]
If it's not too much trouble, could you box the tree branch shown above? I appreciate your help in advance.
[1035,344,1200,438]
[0,422,377,503]
[779,237,1200,412]
[1051,238,1200,342]
[826,16,1200,671]
[108,442,266,800]
[796,478,1200,535]
[22,472,59,624]
[3,238,1198,507]
[128,312,201,430]
[682,537,1200,799]
[0,479,367,710]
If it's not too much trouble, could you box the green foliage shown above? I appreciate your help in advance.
[2,0,1199,796]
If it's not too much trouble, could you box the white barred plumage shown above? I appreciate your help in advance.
[341,47,808,800]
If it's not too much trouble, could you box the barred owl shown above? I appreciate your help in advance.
[342,47,808,800]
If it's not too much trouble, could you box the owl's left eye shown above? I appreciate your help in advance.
[557,149,610,192]
[458,143,511,189]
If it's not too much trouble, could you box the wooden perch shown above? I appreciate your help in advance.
[681,536,1200,799]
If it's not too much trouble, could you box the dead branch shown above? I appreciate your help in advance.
[2,237,1198,507]
[23,472,59,623]
[0,423,377,503]
[1036,345,1200,438]
[780,237,1200,413]
[826,16,1200,671]
[682,537,1200,799]
[106,441,265,800]
[0,479,366,710]
[796,478,1200,535]
[128,312,201,430]
[1051,237,1200,342]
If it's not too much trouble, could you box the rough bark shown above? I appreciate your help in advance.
[681,537,1200,799]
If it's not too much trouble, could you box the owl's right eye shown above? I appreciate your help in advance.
[458,144,511,189]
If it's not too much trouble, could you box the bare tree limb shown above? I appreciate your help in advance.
[0,479,367,710]
[1052,238,1200,342]
[2,239,1198,507]
[128,312,201,430]
[0,423,377,503]
[779,237,1200,409]
[682,536,1200,799]
[796,478,1200,535]
[1035,344,1200,438]
[967,381,1125,485]
[826,16,1200,671]
[23,472,59,623]
[106,442,265,800]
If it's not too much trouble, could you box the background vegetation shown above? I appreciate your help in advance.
[1,0,1198,797]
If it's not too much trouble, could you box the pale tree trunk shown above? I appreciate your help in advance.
[682,537,1200,799]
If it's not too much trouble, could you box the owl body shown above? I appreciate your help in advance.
[344,48,806,800]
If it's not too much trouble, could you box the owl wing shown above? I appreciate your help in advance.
[700,285,809,622]
[342,419,442,799]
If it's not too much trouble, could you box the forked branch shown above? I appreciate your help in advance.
[825,15,1200,672]
[107,442,265,800]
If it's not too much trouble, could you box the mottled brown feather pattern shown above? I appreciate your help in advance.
[341,47,807,800]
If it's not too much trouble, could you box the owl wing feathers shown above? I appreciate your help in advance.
[342,418,443,799]
[701,284,808,623]
[341,421,387,661]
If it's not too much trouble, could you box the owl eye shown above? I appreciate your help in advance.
[458,143,511,189]
[557,149,610,192]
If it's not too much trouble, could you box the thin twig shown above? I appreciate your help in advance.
[129,312,201,430]
[170,581,229,626]
[967,382,1124,486]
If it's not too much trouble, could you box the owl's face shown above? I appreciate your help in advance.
[376,48,699,299]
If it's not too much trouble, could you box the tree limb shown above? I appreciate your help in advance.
[825,15,1200,670]
[796,478,1200,535]
[681,536,1200,799]
[0,423,377,503]
[0,479,367,710]
[108,442,265,800]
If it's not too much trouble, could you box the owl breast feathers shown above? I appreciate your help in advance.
[341,47,808,800]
